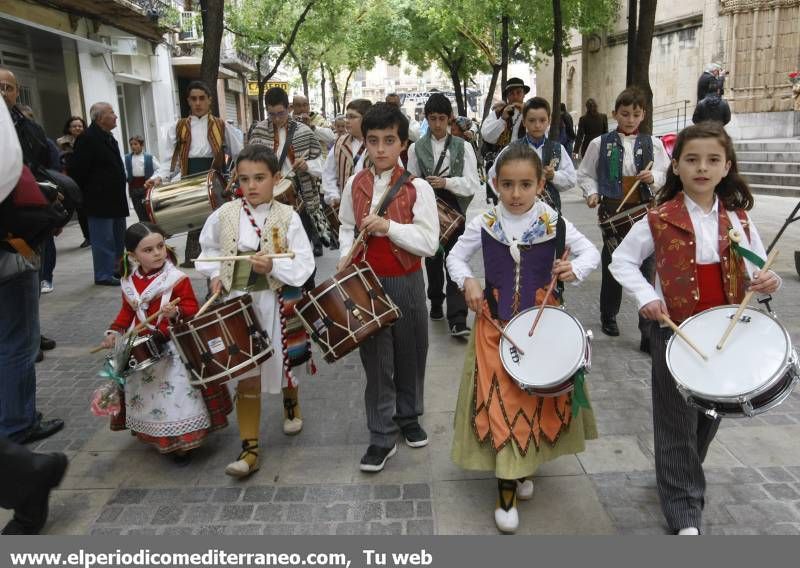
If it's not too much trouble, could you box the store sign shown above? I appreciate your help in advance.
[247,81,289,96]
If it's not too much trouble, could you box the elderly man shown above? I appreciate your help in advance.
[697,63,726,104]
[292,94,335,150]
[0,76,64,445]
[480,77,529,147]
[67,102,128,286]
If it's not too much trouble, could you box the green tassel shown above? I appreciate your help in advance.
[571,370,591,418]
[731,241,765,268]
[609,144,621,182]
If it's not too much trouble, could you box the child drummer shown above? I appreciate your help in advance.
[577,87,670,345]
[196,144,315,478]
[610,122,780,535]
[337,103,439,472]
[446,143,600,533]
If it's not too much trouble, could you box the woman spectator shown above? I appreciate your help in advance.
[57,116,90,248]
[574,98,608,159]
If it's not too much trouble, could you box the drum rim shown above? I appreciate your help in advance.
[599,202,650,227]
[666,305,793,402]
[499,305,588,389]
[296,261,375,312]
[185,345,275,386]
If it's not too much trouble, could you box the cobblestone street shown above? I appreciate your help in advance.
[6,186,800,536]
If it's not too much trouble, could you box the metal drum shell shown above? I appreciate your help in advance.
[144,170,228,237]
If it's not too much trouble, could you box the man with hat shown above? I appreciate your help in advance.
[480,77,530,147]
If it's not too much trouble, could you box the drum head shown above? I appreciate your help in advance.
[667,306,791,399]
[500,306,587,389]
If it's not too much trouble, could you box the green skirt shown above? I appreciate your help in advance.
[451,328,598,480]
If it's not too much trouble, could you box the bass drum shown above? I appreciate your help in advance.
[145,170,229,236]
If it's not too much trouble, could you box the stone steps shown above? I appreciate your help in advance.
[735,139,800,197]
[738,161,800,174]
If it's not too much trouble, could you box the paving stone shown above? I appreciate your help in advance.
[341,485,373,502]
[763,483,800,500]
[351,501,383,522]
[90,527,123,535]
[145,488,182,504]
[415,500,433,518]
[286,503,314,523]
[305,486,344,503]
[273,486,306,502]
[767,523,800,535]
[151,504,185,525]
[158,526,194,535]
[195,525,227,535]
[182,504,220,524]
[94,507,123,524]
[373,484,401,500]
[108,489,146,505]
[117,506,154,525]
[406,519,434,535]
[253,504,285,522]
[294,523,334,535]
[181,487,212,503]
[317,503,350,522]
[243,486,275,503]
[369,521,404,535]
[225,524,263,535]
[212,487,242,503]
[402,483,431,500]
[730,467,766,483]
[125,528,157,535]
[385,500,415,519]
[262,524,294,535]
[217,504,254,522]
[335,522,370,535]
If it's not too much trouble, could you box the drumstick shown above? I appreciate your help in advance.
[89,297,182,353]
[192,252,296,262]
[716,248,779,351]
[195,291,221,318]
[616,161,654,213]
[528,248,571,337]
[482,313,525,356]
[660,315,708,361]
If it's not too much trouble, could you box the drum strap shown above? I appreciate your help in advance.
[432,135,452,177]
[376,171,412,217]
[277,122,297,171]
[554,216,566,299]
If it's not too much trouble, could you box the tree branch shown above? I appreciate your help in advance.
[260,0,317,85]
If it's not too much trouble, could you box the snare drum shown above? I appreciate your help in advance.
[295,261,401,363]
[274,177,304,212]
[666,306,800,417]
[145,170,229,236]
[598,202,651,252]
[170,294,274,388]
[323,203,341,234]
[127,335,164,373]
[436,198,465,247]
[499,306,592,396]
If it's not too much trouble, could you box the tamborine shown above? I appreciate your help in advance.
[295,261,401,363]
[666,306,799,418]
[170,294,274,388]
[598,201,651,253]
[499,306,592,396]
[436,198,465,247]
[145,170,228,236]
[274,177,304,212]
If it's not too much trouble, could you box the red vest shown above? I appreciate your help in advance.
[647,192,750,323]
[351,166,420,276]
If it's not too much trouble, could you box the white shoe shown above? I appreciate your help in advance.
[494,506,519,534]
[678,527,699,535]
[40,281,53,294]
[516,478,534,500]
[283,416,303,435]
[224,458,259,478]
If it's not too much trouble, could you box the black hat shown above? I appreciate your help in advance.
[504,77,531,95]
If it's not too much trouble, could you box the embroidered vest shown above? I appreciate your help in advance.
[170,115,226,176]
[217,199,295,292]
[124,153,154,183]
[351,167,420,276]
[333,135,367,191]
[597,131,653,199]
[648,193,751,323]
[414,134,465,178]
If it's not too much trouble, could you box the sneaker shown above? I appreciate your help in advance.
[359,444,397,472]
[40,281,53,294]
[401,423,429,448]
[429,304,444,321]
[677,527,699,536]
[450,322,471,337]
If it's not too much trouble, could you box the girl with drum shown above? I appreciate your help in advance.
[446,144,600,534]
[609,122,781,535]
[197,145,316,478]
[100,223,232,460]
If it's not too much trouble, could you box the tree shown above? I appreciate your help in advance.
[199,0,225,115]
[549,0,564,141]
[629,0,657,133]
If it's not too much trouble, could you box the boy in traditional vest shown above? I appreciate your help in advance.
[610,123,780,534]
[196,145,315,478]
[322,99,373,208]
[407,93,479,336]
[149,81,243,267]
[337,103,439,472]
[124,135,159,222]
[578,87,670,344]
[487,97,575,212]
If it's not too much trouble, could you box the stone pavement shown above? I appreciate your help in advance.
[4,186,800,535]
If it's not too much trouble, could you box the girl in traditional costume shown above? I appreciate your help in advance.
[610,122,780,535]
[100,222,231,459]
[446,143,600,533]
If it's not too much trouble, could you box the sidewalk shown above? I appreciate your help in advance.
[4,187,800,535]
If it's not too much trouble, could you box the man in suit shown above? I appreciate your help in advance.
[67,102,128,286]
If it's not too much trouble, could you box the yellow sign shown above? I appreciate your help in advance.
[247,81,289,97]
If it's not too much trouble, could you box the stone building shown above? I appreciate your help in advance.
[536,0,800,139]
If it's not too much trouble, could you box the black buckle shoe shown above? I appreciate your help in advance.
[429,304,444,321]
[40,336,56,351]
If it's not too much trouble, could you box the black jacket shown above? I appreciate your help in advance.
[67,123,128,218]
[692,95,731,126]
[575,113,608,157]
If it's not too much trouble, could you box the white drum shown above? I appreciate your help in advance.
[666,306,800,418]
[499,306,592,396]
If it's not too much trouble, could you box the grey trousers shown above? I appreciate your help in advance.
[359,269,428,447]
[649,322,720,532]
